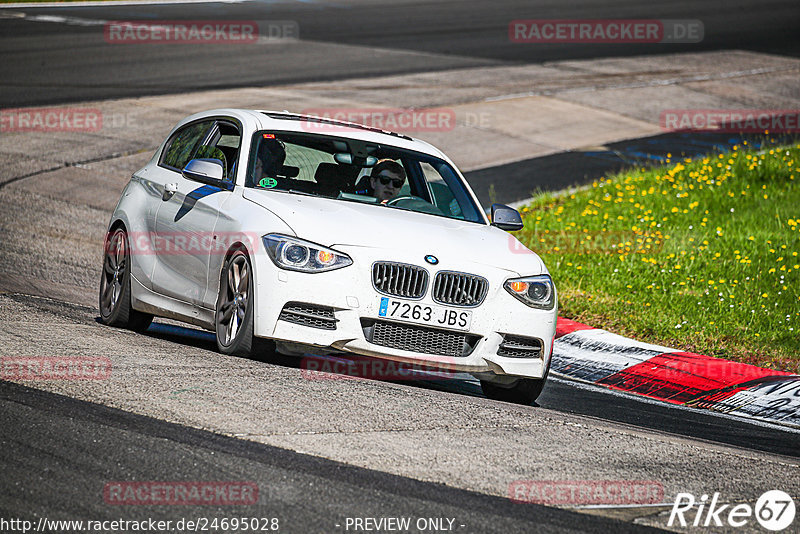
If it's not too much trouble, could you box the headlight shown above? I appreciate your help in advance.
[504,274,556,310]
[263,234,352,273]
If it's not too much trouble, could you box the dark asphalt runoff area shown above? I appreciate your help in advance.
[0,380,662,534]
[0,0,799,106]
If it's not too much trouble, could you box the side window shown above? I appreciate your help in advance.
[161,120,214,171]
[194,122,241,181]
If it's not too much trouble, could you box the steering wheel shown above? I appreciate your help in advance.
[385,195,445,216]
[386,195,427,206]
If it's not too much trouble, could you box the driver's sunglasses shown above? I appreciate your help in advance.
[377,175,404,188]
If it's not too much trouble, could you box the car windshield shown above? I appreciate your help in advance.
[246,131,485,224]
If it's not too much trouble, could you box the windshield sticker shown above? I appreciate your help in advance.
[259,177,278,188]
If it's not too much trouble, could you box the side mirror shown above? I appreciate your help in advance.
[182,158,228,186]
[490,203,523,231]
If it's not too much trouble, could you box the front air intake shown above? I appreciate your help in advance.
[278,302,338,330]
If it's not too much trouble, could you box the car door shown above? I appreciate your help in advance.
[128,119,214,289]
[151,119,240,308]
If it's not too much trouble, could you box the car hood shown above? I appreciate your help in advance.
[243,189,546,276]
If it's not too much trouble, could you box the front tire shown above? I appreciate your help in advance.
[99,227,153,332]
[215,249,274,358]
[480,377,547,405]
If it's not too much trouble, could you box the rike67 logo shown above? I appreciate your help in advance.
[669,490,795,531]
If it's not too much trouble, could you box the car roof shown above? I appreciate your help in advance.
[181,109,449,161]
[259,110,416,141]
[256,109,449,155]
[173,108,454,164]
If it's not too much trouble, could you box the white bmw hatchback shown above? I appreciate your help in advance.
[100,109,557,404]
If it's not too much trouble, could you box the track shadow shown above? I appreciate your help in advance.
[120,319,493,401]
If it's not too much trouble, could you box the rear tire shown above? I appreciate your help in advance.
[99,227,153,332]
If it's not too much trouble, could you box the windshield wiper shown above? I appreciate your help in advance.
[337,192,379,205]
[287,189,321,197]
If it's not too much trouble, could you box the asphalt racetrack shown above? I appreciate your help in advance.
[0,0,798,106]
[1,1,800,532]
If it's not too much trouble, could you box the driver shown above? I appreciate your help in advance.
[359,159,406,202]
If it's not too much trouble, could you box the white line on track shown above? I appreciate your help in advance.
[0,0,245,8]
[4,12,105,24]
[0,11,300,44]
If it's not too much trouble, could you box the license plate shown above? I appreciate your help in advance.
[377,297,472,331]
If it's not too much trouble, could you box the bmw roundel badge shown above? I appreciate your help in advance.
[424,255,439,265]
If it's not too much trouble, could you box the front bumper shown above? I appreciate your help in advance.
[252,246,556,379]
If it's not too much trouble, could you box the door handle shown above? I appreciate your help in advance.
[162,182,178,200]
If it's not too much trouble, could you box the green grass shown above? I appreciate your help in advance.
[517,141,800,373]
